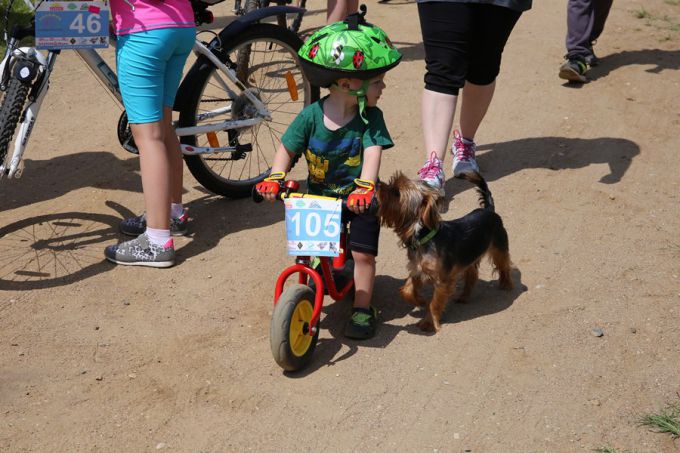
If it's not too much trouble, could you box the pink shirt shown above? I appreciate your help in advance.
[110,0,195,35]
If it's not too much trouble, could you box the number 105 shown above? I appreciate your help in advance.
[289,212,340,238]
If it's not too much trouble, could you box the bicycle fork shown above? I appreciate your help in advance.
[0,47,55,179]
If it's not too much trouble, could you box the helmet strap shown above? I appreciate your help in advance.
[346,79,370,124]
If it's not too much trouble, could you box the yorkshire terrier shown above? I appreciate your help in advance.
[377,171,513,333]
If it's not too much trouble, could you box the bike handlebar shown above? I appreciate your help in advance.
[252,181,379,216]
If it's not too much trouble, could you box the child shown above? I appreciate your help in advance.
[256,9,401,339]
[104,0,195,268]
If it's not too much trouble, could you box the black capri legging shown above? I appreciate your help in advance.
[418,2,522,95]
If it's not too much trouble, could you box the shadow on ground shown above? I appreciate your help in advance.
[589,49,680,80]
[442,135,640,199]
[282,268,526,377]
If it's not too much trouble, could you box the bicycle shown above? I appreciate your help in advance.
[0,0,319,198]
[253,180,378,371]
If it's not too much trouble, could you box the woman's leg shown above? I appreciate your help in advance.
[459,80,495,141]
[417,2,472,188]
[462,5,522,140]
[422,89,457,162]
[326,0,358,23]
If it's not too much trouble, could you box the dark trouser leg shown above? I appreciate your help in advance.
[565,0,595,60]
[591,0,613,43]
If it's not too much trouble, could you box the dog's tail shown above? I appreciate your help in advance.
[459,171,495,212]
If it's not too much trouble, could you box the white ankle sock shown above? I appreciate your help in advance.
[171,203,184,219]
[146,227,172,247]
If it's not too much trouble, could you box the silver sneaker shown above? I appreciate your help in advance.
[451,130,480,177]
[105,233,175,268]
[119,211,189,237]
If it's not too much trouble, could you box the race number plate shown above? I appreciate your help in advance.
[36,1,109,50]
[284,197,342,257]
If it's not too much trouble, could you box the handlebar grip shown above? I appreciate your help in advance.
[341,197,379,216]
[252,185,264,203]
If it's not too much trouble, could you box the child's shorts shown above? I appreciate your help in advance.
[116,27,195,124]
[348,211,380,256]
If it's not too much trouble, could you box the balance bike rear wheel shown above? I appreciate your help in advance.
[270,284,319,371]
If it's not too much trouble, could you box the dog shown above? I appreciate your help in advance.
[377,171,513,333]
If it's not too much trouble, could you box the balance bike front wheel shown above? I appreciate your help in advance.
[270,284,319,371]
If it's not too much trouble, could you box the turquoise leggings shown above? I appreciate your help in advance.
[116,27,195,124]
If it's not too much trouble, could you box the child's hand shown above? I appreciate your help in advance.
[255,172,286,202]
[347,179,375,214]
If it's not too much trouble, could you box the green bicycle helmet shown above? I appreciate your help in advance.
[299,5,402,89]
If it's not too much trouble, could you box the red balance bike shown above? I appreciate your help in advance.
[254,180,374,371]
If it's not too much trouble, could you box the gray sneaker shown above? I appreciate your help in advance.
[119,212,189,237]
[104,233,175,268]
[558,58,588,83]
[451,130,480,177]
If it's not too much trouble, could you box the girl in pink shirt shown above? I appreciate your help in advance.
[104,0,196,267]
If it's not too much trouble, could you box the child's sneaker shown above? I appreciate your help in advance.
[558,58,588,83]
[344,306,378,340]
[417,151,445,196]
[451,130,480,177]
[104,233,175,268]
[119,212,189,237]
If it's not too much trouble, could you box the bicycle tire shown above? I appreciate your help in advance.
[270,284,319,371]
[0,78,30,168]
[179,23,319,198]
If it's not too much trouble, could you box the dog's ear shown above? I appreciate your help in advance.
[420,190,440,230]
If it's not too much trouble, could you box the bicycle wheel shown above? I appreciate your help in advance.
[0,78,30,168]
[270,284,319,371]
[179,23,319,198]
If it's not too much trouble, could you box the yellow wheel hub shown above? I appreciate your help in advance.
[289,299,314,357]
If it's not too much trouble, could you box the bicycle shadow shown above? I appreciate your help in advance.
[0,152,143,212]
[0,188,286,291]
[0,147,289,290]
[441,136,639,199]
[0,209,121,291]
[281,269,525,376]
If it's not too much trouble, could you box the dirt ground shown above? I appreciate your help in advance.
[2,0,680,451]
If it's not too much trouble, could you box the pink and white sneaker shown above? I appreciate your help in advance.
[451,130,480,177]
[417,151,445,196]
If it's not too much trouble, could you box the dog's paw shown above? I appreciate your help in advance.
[417,318,438,332]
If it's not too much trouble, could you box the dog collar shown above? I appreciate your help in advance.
[411,226,438,249]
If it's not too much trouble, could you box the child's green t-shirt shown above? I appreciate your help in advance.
[281,96,394,198]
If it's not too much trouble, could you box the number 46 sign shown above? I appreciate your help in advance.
[285,197,342,257]
[36,1,109,50]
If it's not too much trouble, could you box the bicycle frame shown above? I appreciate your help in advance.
[1,5,303,178]
[274,235,354,336]
[268,190,355,336]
